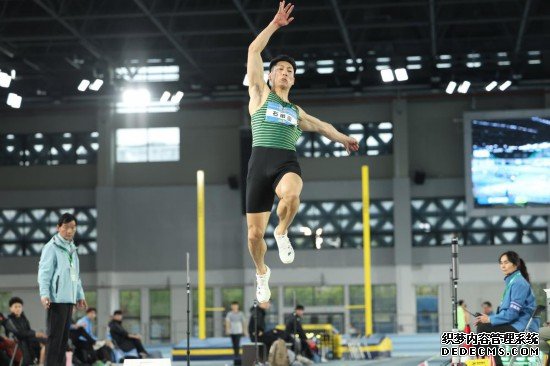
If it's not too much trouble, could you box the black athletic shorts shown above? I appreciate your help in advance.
[246,146,302,213]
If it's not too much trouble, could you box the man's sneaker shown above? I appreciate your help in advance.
[256,265,271,303]
[274,231,295,264]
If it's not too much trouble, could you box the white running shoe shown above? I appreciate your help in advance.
[256,265,271,303]
[274,231,295,264]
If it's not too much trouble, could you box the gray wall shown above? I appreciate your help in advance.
[96,185,243,272]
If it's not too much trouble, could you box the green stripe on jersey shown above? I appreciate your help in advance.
[251,92,302,151]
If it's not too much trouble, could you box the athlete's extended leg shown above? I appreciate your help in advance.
[274,172,303,263]
[247,211,272,302]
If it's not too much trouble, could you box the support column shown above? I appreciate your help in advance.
[96,104,117,271]
[278,286,284,326]
[391,99,416,333]
[141,287,150,341]
[97,287,119,338]
[170,286,187,343]
[213,287,223,337]
[344,285,351,335]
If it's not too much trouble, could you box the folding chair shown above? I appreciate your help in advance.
[508,305,546,366]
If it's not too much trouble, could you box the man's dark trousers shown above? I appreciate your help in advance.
[45,303,73,366]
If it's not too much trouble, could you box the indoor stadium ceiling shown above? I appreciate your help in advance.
[0,0,549,105]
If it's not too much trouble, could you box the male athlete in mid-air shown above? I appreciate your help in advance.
[246,1,359,303]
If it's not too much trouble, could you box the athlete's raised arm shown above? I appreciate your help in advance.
[247,1,294,110]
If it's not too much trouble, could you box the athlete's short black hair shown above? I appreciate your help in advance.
[269,55,297,74]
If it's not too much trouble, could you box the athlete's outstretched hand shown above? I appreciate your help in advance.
[343,136,360,155]
[271,1,294,28]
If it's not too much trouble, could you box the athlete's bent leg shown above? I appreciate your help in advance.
[274,173,303,263]
[247,212,272,302]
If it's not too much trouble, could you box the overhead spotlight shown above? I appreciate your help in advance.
[10,70,16,79]
[0,72,12,88]
[316,60,334,66]
[445,81,457,94]
[394,68,408,81]
[316,60,334,74]
[77,79,90,92]
[498,80,512,91]
[316,67,334,74]
[436,63,452,69]
[457,81,471,94]
[122,88,151,105]
[170,91,184,103]
[380,69,394,82]
[89,79,103,91]
[295,60,306,74]
[6,93,22,108]
[160,91,171,102]
[485,81,498,91]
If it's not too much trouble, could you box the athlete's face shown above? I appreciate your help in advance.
[269,61,295,89]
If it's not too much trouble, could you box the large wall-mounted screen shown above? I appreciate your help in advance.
[464,110,550,216]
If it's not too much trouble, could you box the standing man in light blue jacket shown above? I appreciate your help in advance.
[38,213,87,366]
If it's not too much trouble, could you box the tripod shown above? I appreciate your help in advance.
[450,236,460,366]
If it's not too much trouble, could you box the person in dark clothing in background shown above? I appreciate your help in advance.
[248,301,268,344]
[248,301,283,353]
[481,301,494,316]
[69,323,100,365]
[5,297,47,365]
[108,310,149,358]
[285,304,313,360]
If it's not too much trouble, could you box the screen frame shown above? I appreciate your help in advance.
[463,108,550,217]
